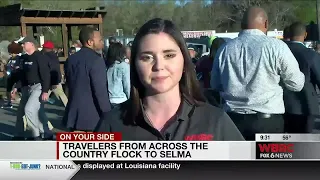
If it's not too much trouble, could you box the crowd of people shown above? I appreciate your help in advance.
[2,6,319,141]
[204,7,319,140]
[1,27,134,140]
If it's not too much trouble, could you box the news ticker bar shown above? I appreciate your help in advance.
[0,160,79,180]
[255,134,320,142]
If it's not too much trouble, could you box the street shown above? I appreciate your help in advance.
[0,97,320,140]
[0,98,67,140]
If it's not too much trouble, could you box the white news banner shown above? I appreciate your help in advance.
[0,141,255,161]
[0,160,80,180]
[58,141,255,160]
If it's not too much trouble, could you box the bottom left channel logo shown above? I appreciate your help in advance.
[10,162,41,170]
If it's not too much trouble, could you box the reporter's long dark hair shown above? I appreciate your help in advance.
[125,18,206,124]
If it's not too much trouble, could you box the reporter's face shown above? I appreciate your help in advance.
[135,32,184,94]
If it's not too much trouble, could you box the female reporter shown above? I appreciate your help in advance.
[96,18,244,141]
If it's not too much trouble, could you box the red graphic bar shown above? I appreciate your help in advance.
[56,132,122,141]
[56,141,59,160]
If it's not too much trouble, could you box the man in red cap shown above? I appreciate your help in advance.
[42,41,68,107]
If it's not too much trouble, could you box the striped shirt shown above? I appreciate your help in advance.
[211,29,305,114]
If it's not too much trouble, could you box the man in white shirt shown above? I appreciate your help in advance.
[210,7,305,140]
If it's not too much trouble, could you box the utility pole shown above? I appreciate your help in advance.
[317,0,320,41]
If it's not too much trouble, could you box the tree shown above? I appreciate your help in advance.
[0,0,318,41]
[293,1,317,23]
[205,1,235,31]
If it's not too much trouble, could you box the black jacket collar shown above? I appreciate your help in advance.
[139,96,195,123]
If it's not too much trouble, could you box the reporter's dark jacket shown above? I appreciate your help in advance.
[44,51,61,85]
[95,96,244,141]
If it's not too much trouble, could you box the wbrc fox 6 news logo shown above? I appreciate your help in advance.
[257,143,294,159]
[10,162,41,170]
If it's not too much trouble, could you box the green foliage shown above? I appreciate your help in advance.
[293,1,317,23]
[0,0,317,44]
